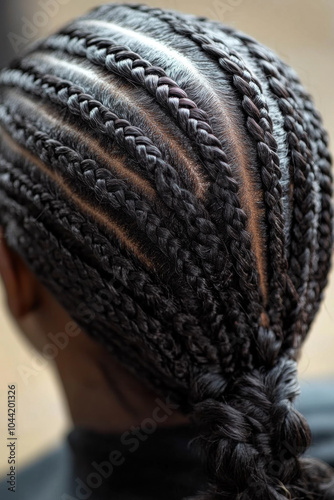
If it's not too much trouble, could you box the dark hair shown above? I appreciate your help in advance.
[0,3,333,498]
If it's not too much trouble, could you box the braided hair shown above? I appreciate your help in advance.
[0,3,333,498]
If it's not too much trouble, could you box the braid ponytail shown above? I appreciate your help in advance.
[0,4,333,498]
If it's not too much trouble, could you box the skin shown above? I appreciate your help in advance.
[0,227,189,433]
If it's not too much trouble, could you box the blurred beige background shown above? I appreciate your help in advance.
[0,0,333,476]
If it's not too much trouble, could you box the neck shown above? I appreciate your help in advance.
[55,330,189,433]
[16,284,189,434]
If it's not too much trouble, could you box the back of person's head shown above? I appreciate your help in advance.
[0,3,333,498]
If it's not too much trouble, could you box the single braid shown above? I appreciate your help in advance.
[189,357,334,499]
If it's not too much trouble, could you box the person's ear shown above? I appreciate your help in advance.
[0,227,40,319]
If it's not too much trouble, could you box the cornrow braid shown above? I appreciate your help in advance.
[2,60,261,370]
[0,139,218,373]
[0,4,333,499]
[0,72,249,376]
[0,153,189,377]
[0,186,190,398]
[190,17,333,349]
[269,56,334,333]
[37,24,263,335]
[0,102,222,367]
[1,69,222,304]
[119,4,287,332]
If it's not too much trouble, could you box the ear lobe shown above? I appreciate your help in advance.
[0,227,39,319]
